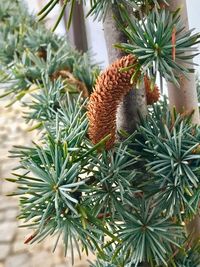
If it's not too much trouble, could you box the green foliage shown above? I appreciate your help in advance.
[38,0,77,30]
[127,99,200,222]
[84,142,138,218]
[1,0,200,266]
[37,0,168,29]
[0,0,29,22]
[9,95,101,257]
[0,31,22,65]
[89,244,132,266]
[174,240,200,267]
[44,93,89,147]
[10,130,100,257]
[8,94,120,258]
[0,0,100,146]
[87,0,168,21]
[197,75,200,103]
[9,96,200,265]
[22,75,64,123]
[118,199,182,266]
[0,42,98,102]
[0,0,99,104]
[24,27,63,53]
[116,8,200,87]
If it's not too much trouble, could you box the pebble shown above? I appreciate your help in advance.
[4,208,19,221]
[5,253,30,267]
[0,196,18,210]
[12,240,27,253]
[31,251,54,267]
[1,181,17,195]
[0,222,17,242]
[0,244,10,261]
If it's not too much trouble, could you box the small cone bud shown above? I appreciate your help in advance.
[144,76,160,105]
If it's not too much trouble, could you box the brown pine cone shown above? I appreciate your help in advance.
[87,54,138,150]
[144,76,160,105]
[51,69,89,98]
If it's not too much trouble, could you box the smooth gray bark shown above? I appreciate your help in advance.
[64,2,88,52]
[167,0,200,124]
[167,0,200,241]
[103,5,147,136]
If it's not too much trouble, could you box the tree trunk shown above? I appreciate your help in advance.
[167,0,200,124]
[103,5,148,266]
[167,0,200,241]
[103,5,147,136]
[64,2,88,52]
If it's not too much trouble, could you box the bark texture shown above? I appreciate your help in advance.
[103,5,147,136]
[167,0,200,125]
[167,0,200,240]
[64,2,88,52]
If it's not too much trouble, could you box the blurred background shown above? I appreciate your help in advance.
[25,0,200,70]
[0,1,199,267]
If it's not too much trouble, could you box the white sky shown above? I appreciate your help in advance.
[187,0,200,72]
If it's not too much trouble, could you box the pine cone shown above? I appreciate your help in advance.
[144,76,160,105]
[87,55,138,150]
[36,49,47,60]
[51,69,89,98]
